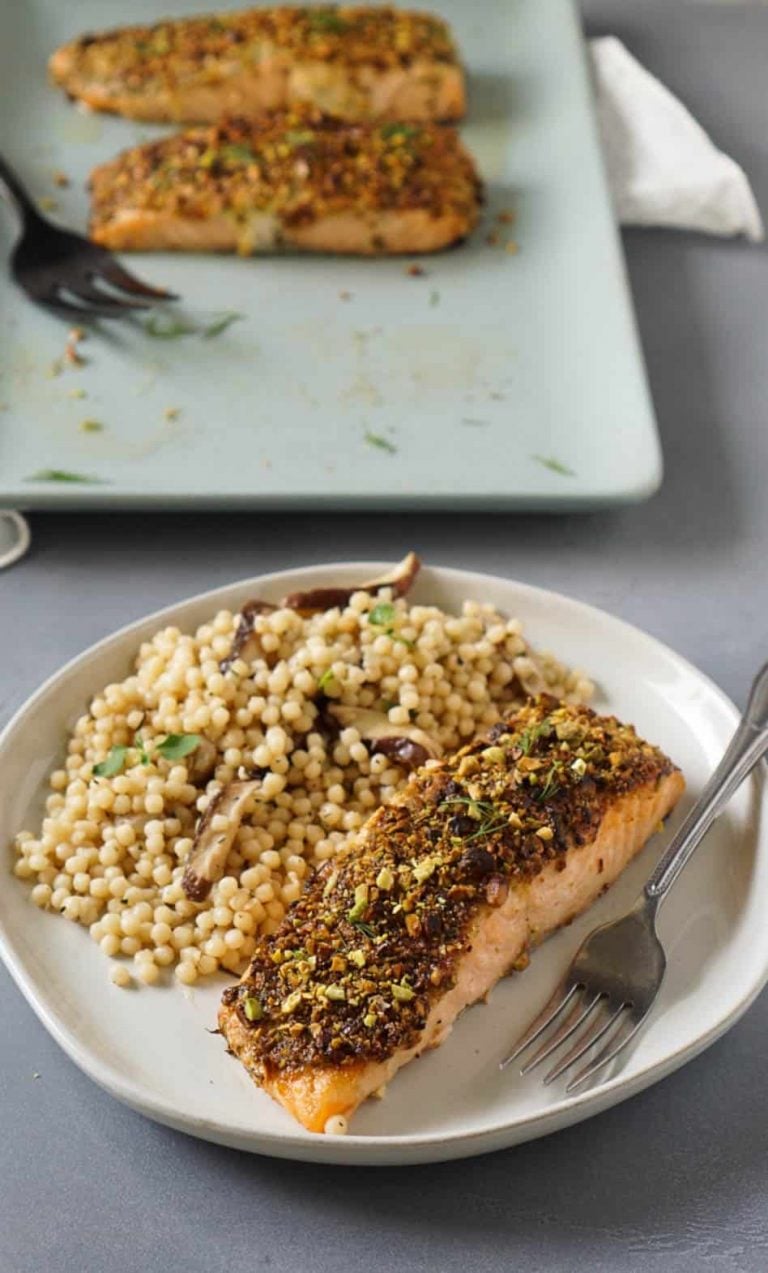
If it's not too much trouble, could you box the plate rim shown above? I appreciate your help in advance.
[1,561,764,1164]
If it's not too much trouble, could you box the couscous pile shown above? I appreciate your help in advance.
[12,562,592,989]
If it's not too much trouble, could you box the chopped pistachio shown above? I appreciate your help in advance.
[363,1012,378,1028]
[480,746,506,765]
[412,856,438,884]
[243,996,263,1022]
[535,826,554,841]
[392,982,415,1002]
[571,756,587,777]
[281,990,302,1014]
[347,882,369,922]
[376,866,395,891]
[325,984,346,1002]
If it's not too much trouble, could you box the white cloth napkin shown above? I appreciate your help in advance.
[590,36,764,242]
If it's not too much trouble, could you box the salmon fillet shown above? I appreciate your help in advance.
[49,6,465,124]
[88,111,482,255]
[219,695,684,1133]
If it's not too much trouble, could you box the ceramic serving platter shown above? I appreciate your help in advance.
[0,562,765,1165]
[0,0,660,510]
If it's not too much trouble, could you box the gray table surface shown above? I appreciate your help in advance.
[2,3,768,1270]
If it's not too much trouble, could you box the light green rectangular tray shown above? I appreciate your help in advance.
[0,0,661,510]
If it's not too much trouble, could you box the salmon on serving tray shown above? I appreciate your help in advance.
[218,694,684,1133]
[88,110,482,255]
[49,6,466,124]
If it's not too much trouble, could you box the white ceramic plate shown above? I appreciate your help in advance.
[1,564,765,1165]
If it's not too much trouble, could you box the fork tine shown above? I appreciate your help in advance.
[62,282,153,313]
[564,1015,647,1094]
[94,260,178,301]
[543,1003,627,1085]
[520,991,603,1076]
[498,980,580,1070]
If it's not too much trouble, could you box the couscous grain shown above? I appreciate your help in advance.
[13,580,592,987]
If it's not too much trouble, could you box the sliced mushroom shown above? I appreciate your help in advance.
[181,780,259,901]
[280,551,421,615]
[327,704,441,771]
[185,736,218,785]
[220,600,277,673]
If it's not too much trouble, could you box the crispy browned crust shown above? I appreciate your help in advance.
[50,6,465,123]
[88,111,482,254]
[219,695,679,1080]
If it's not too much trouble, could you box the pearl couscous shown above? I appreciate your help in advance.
[13,582,591,988]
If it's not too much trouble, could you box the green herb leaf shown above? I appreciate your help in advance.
[535,762,562,803]
[317,667,336,691]
[391,633,416,650]
[364,430,397,454]
[219,143,255,164]
[93,746,129,778]
[517,719,552,756]
[531,454,575,476]
[307,10,349,33]
[243,996,264,1022]
[155,733,201,761]
[429,289,440,308]
[143,313,199,339]
[380,122,422,143]
[202,311,244,338]
[350,919,376,939]
[368,602,396,627]
[79,419,104,433]
[284,129,316,148]
[25,469,107,484]
[134,733,150,765]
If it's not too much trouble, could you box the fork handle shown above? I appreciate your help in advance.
[645,663,768,904]
[0,152,40,222]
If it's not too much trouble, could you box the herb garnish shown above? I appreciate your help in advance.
[143,313,199,339]
[156,733,201,761]
[517,719,551,755]
[380,122,421,143]
[532,454,575,476]
[368,602,396,627]
[307,10,349,33]
[364,430,397,454]
[317,667,336,691]
[134,733,150,765]
[93,746,129,778]
[441,796,507,842]
[219,143,255,164]
[79,419,104,433]
[202,311,243,338]
[25,469,107,484]
[350,919,376,939]
[535,762,562,803]
[144,311,244,339]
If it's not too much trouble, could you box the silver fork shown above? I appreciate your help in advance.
[0,152,176,318]
[500,662,768,1093]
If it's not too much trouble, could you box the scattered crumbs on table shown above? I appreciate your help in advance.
[496,210,516,224]
[429,289,440,307]
[52,169,70,188]
[79,419,104,433]
[532,454,575,476]
[25,468,108,484]
[338,290,353,301]
[461,417,490,427]
[32,1072,41,1080]
[490,391,506,401]
[65,327,87,367]
[406,263,426,277]
[202,310,244,338]
[163,406,180,421]
[68,387,87,400]
[262,458,272,469]
[486,231,499,246]
[38,195,58,213]
[364,429,397,454]
[505,241,519,255]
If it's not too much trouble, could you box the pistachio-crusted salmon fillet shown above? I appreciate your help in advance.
[219,695,684,1133]
[50,6,466,124]
[88,111,482,255]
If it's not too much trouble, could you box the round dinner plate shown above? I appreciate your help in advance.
[0,563,765,1165]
